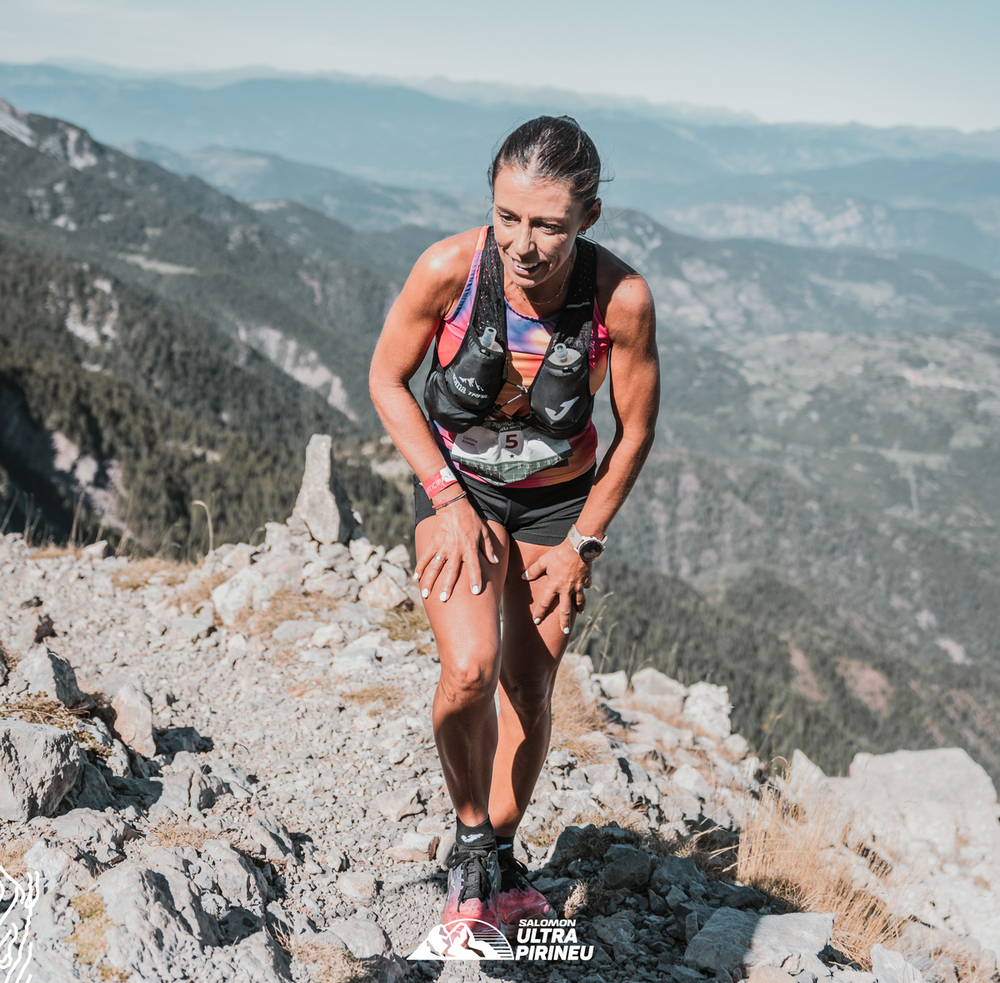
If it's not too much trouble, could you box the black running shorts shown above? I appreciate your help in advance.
[413,466,596,547]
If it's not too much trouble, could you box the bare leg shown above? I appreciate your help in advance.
[488,538,575,837]
[416,517,509,826]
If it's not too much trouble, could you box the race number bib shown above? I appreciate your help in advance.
[448,419,572,485]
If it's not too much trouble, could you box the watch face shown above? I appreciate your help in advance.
[579,540,604,562]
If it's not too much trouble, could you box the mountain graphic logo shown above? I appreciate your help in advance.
[457,375,486,394]
[408,919,514,961]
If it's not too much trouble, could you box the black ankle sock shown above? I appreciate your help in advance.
[456,817,495,853]
[496,834,515,852]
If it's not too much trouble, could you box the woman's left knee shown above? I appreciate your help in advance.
[503,673,556,719]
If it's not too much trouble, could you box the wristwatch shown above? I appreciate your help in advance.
[568,524,607,562]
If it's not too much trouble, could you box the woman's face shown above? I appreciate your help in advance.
[492,166,600,292]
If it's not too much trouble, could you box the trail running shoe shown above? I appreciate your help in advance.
[496,849,557,935]
[441,849,502,935]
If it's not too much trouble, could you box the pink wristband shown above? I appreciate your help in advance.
[422,465,458,499]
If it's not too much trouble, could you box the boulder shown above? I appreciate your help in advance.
[594,670,629,699]
[358,572,408,610]
[0,720,83,820]
[291,434,355,545]
[201,839,270,908]
[327,917,392,959]
[111,682,157,757]
[211,567,265,627]
[685,908,833,975]
[870,944,925,983]
[20,648,89,708]
[601,844,653,890]
[249,811,298,864]
[683,681,732,739]
[96,857,218,979]
[630,667,687,717]
[650,855,708,895]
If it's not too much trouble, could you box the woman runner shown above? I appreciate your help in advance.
[369,116,659,941]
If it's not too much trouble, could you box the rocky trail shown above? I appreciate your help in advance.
[1,440,999,983]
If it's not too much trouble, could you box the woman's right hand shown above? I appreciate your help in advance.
[414,498,499,601]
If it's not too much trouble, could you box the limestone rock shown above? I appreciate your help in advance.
[111,682,157,757]
[385,831,440,862]
[799,748,1000,952]
[683,681,732,739]
[870,945,925,983]
[302,571,353,599]
[327,917,392,959]
[602,844,653,890]
[271,620,325,645]
[374,787,424,822]
[212,566,265,627]
[671,764,714,801]
[0,720,83,820]
[201,839,270,908]
[337,871,377,902]
[651,855,708,895]
[20,648,89,708]
[684,908,833,974]
[291,434,355,545]
[630,667,687,717]
[249,811,298,864]
[359,572,408,610]
[384,544,411,570]
[96,858,217,979]
[594,670,629,699]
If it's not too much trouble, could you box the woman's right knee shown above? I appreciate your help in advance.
[437,652,499,708]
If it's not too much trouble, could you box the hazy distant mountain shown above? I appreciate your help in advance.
[0,99,415,551]
[3,62,999,204]
[119,141,488,232]
[651,158,1000,274]
[597,209,1000,345]
[0,98,399,427]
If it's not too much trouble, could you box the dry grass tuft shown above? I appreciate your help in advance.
[735,785,902,966]
[68,892,111,967]
[562,880,588,919]
[382,603,429,642]
[341,683,405,712]
[574,804,650,839]
[550,669,619,763]
[172,569,229,612]
[149,821,218,851]
[245,588,328,637]
[288,676,328,699]
[3,696,111,760]
[0,838,35,877]
[270,920,370,983]
[112,557,190,592]
[291,940,370,983]
[30,544,83,560]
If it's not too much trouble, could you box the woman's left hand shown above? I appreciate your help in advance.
[521,541,592,636]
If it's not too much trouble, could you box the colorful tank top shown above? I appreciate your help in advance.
[432,226,611,488]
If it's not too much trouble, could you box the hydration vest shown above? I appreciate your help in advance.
[423,227,598,439]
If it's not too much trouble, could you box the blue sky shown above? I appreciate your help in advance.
[4,0,998,131]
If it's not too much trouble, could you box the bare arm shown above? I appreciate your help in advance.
[369,230,498,597]
[524,264,660,629]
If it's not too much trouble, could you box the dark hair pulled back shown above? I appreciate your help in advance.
[490,116,604,211]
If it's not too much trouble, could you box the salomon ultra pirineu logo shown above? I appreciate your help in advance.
[408,917,593,961]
